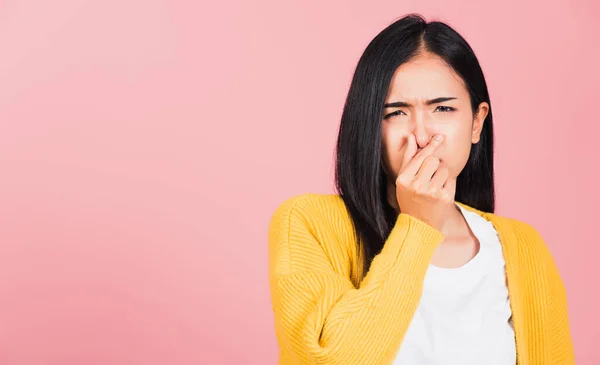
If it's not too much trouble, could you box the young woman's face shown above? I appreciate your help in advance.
[381,52,489,183]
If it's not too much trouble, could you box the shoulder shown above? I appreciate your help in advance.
[268,193,357,276]
[271,192,346,212]
[487,213,570,311]
[460,202,559,270]
[482,210,561,275]
[495,214,550,253]
[269,193,350,230]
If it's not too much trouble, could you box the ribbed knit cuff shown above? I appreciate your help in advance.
[384,213,445,265]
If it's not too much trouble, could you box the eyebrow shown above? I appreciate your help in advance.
[384,97,457,108]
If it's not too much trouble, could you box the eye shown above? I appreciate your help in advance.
[434,106,456,112]
[384,110,406,119]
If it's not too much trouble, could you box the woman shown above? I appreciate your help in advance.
[268,14,574,365]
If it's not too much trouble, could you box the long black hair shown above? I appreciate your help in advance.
[334,14,495,276]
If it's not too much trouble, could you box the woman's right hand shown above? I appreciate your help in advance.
[394,134,457,232]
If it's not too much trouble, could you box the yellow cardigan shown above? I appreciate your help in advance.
[268,194,574,365]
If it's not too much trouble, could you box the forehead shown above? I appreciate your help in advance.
[386,53,468,101]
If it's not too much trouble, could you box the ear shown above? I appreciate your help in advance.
[471,102,489,144]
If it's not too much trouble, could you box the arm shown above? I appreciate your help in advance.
[542,242,575,364]
[525,224,575,364]
[547,259,575,364]
[268,196,444,365]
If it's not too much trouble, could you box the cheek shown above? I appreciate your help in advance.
[438,121,474,173]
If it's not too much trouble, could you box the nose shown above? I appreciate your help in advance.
[411,112,432,149]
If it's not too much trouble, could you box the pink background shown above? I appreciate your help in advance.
[0,0,598,364]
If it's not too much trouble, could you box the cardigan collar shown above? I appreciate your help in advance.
[455,200,530,365]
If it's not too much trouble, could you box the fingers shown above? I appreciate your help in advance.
[429,164,449,190]
[399,134,418,175]
[402,134,444,177]
[415,156,441,186]
[394,133,457,215]
[442,175,457,197]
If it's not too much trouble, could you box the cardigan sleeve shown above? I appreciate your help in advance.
[547,257,575,364]
[268,195,444,365]
[535,229,575,364]
[519,222,576,364]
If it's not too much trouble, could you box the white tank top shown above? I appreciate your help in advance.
[394,203,516,365]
